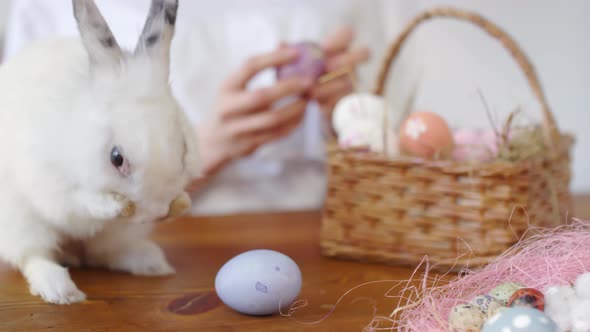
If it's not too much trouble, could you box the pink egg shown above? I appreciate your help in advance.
[276,41,326,82]
[452,128,503,162]
[399,111,454,159]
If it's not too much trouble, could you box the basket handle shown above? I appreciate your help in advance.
[374,7,560,152]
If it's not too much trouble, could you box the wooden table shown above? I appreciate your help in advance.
[1,195,589,332]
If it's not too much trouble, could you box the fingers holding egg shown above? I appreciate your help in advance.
[276,41,326,83]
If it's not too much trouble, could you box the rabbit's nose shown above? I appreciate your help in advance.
[157,191,191,222]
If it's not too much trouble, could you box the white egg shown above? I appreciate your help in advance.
[337,122,384,152]
[215,249,302,316]
[332,93,391,152]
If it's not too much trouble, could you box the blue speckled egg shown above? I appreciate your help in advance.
[482,307,558,332]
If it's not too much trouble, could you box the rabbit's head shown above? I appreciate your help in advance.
[69,0,199,224]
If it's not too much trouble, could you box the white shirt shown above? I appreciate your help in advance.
[3,0,391,215]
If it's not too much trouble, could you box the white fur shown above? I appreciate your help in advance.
[544,273,590,331]
[0,0,198,304]
[544,285,575,332]
[575,272,590,299]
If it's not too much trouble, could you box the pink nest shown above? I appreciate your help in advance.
[366,218,590,331]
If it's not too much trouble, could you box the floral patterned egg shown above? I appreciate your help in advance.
[482,307,558,332]
[332,93,389,152]
[398,111,454,159]
[489,282,526,306]
[471,295,504,315]
[332,93,387,135]
[448,303,485,331]
[508,288,545,311]
[452,128,502,162]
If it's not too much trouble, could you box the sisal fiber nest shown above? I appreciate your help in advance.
[366,218,590,331]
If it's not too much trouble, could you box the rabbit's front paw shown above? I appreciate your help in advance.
[58,251,82,268]
[75,191,135,220]
[111,193,136,218]
[102,241,175,276]
[24,258,86,304]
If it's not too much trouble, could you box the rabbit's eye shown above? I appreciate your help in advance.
[110,146,125,168]
[110,146,130,177]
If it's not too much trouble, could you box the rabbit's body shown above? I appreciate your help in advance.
[0,0,199,304]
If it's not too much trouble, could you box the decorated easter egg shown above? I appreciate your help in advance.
[332,93,389,152]
[508,288,545,311]
[482,307,558,332]
[337,124,384,152]
[215,249,302,316]
[452,128,502,162]
[276,41,326,82]
[487,306,508,319]
[399,111,454,159]
[471,294,504,315]
[448,303,485,331]
[489,282,526,306]
[332,93,387,134]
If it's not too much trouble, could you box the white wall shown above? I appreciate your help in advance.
[379,0,590,193]
[0,2,10,56]
[0,1,587,191]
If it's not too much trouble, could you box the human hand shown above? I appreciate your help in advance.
[192,47,314,183]
[310,27,371,123]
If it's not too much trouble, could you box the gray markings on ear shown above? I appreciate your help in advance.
[164,4,177,25]
[146,33,160,47]
[72,0,124,66]
[134,0,178,74]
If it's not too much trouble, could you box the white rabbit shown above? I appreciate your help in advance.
[0,0,200,304]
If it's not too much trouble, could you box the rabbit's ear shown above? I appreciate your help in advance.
[72,0,124,66]
[134,0,178,75]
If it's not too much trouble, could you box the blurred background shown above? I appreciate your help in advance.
[383,0,590,194]
[0,0,587,193]
[0,2,9,52]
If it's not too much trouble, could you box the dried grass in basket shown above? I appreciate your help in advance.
[320,7,575,271]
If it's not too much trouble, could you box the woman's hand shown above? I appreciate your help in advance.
[187,28,370,193]
[311,27,371,122]
[194,47,314,180]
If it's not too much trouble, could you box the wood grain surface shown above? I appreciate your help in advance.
[1,195,588,332]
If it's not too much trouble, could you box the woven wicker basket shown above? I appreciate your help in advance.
[320,7,575,271]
